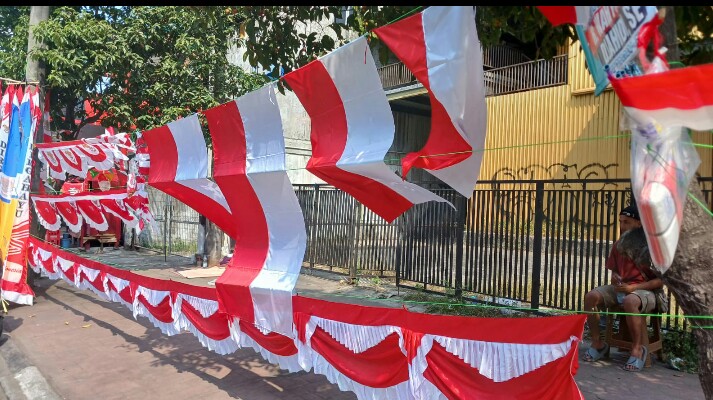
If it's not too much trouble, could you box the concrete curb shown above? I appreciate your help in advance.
[0,329,62,400]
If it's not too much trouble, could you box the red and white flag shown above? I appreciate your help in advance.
[536,6,592,26]
[374,6,488,197]
[32,189,139,233]
[205,86,307,336]
[284,36,448,222]
[611,63,713,131]
[142,115,237,239]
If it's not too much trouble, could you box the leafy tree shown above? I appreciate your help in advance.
[0,6,29,81]
[2,6,269,137]
[235,6,713,78]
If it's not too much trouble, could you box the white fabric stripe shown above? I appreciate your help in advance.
[107,275,130,295]
[423,6,487,197]
[137,287,171,307]
[0,291,32,306]
[176,179,232,213]
[307,315,405,355]
[295,338,413,400]
[623,106,713,131]
[37,248,53,261]
[166,114,209,180]
[246,174,305,337]
[32,192,127,203]
[176,313,238,355]
[323,37,395,164]
[322,37,447,207]
[228,319,303,373]
[78,265,100,283]
[56,257,74,272]
[179,294,220,319]
[409,333,578,384]
[237,86,306,336]
[340,162,450,206]
[239,86,286,174]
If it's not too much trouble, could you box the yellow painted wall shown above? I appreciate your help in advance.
[479,40,713,183]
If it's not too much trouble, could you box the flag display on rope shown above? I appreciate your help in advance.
[17,6,620,398]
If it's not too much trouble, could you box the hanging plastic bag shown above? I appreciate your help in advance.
[628,121,700,273]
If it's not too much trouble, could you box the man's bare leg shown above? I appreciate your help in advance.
[584,289,606,350]
[623,294,646,369]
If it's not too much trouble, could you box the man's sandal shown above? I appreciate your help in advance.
[583,342,609,362]
[623,346,648,372]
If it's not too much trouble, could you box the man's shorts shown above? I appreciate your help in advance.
[593,285,657,312]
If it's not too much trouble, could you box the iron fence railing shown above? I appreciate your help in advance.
[378,55,568,97]
[134,178,713,331]
[295,178,713,331]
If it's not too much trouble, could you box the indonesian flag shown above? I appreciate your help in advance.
[610,63,713,131]
[205,86,307,336]
[536,6,592,26]
[32,189,138,233]
[374,6,488,197]
[283,36,447,222]
[142,115,237,239]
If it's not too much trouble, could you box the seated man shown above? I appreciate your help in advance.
[583,205,663,371]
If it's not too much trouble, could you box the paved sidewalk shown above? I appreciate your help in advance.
[0,249,705,399]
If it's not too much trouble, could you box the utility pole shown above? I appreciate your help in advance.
[26,6,50,285]
[26,6,50,143]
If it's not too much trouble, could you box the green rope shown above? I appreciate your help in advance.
[689,192,713,218]
[282,133,632,171]
[384,6,425,26]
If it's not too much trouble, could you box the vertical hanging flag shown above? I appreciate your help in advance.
[142,114,237,239]
[284,36,447,223]
[0,85,14,262]
[374,6,488,197]
[1,87,38,305]
[0,85,13,172]
[0,87,25,202]
[0,87,23,274]
[205,85,307,336]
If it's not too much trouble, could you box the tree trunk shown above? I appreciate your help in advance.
[663,182,713,397]
[26,6,50,286]
[204,220,223,267]
[656,7,713,398]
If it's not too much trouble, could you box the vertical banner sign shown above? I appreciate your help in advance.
[576,6,658,95]
[0,88,38,305]
[0,86,20,268]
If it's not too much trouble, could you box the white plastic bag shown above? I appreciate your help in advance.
[628,120,700,273]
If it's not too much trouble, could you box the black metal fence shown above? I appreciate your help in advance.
[296,178,713,331]
[135,178,713,331]
[134,188,205,258]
